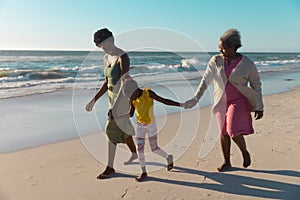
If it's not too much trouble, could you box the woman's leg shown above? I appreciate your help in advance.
[217,134,232,172]
[232,134,251,168]
[124,136,138,164]
[108,141,117,168]
[97,141,116,179]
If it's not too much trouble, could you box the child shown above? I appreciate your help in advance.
[109,79,184,182]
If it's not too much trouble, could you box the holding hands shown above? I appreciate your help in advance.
[182,97,199,109]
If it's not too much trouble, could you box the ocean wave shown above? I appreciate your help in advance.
[0,55,86,62]
[131,61,203,73]
[0,69,13,78]
[0,69,74,81]
[26,71,64,80]
[50,66,80,71]
[258,68,291,73]
[255,59,300,66]
[0,76,24,82]
[181,57,200,68]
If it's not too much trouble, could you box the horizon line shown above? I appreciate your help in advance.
[0,49,299,54]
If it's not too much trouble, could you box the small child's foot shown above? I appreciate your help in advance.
[217,163,231,172]
[97,166,115,179]
[167,155,174,171]
[124,153,138,165]
[135,172,148,182]
[243,151,251,168]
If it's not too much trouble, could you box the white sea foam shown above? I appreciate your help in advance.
[255,59,300,66]
[181,56,200,68]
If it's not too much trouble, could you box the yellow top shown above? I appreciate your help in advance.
[132,88,155,124]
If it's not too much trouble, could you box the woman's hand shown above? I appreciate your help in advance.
[108,109,114,120]
[254,110,264,120]
[86,100,95,112]
[183,98,198,109]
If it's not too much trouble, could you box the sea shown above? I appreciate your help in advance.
[1,50,300,153]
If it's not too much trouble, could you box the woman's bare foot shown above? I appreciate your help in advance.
[243,151,251,168]
[167,155,174,171]
[135,172,148,182]
[124,153,138,165]
[97,166,115,179]
[217,163,232,172]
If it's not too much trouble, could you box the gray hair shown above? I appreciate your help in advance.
[220,28,242,50]
[122,79,139,98]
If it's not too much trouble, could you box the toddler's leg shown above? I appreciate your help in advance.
[149,135,168,158]
[136,124,147,169]
[136,128,148,182]
[136,137,146,168]
[148,123,173,170]
[148,123,168,159]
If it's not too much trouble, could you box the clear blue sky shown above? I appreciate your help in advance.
[0,0,300,52]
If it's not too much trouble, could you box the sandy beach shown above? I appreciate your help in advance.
[1,87,300,200]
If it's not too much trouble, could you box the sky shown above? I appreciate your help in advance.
[0,0,300,52]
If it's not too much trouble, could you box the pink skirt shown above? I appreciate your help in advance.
[215,83,254,138]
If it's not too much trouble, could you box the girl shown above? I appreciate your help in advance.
[109,80,184,181]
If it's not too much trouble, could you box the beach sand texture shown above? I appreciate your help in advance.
[0,87,300,200]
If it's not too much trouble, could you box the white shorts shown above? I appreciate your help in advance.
[136,121,157,139]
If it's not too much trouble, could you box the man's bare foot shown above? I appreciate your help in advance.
[167,155,174,171]
[217,163,232,172]
[124,153,138,165]
[243,151,251,168]
[135,172,148,182]
[97,166,115,179]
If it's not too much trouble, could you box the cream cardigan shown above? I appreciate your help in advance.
[195,54,264,113]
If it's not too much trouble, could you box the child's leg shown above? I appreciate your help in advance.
[148,122,168,159]
[135,123,149,182]
[148,123,173,170]
[136,123,147,170]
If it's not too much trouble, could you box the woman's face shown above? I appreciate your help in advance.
[95,38,113,53]
[218,40,236,59]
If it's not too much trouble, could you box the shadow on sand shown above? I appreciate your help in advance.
[146,166,300,200]
[101,161,300,199]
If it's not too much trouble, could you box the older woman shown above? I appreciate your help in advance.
[86,28,137,179]
[185,29,264,171]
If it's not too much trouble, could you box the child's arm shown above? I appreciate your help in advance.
[149,90,183,107]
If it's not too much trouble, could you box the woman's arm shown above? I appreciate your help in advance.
[194,56,216,100]
[119,53,131,79]
[184,56,216,108]
[149,90,183,107]
[248,62,264,119]
[86,77,108,111]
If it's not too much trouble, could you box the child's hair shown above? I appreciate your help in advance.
[122,79,139,98]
